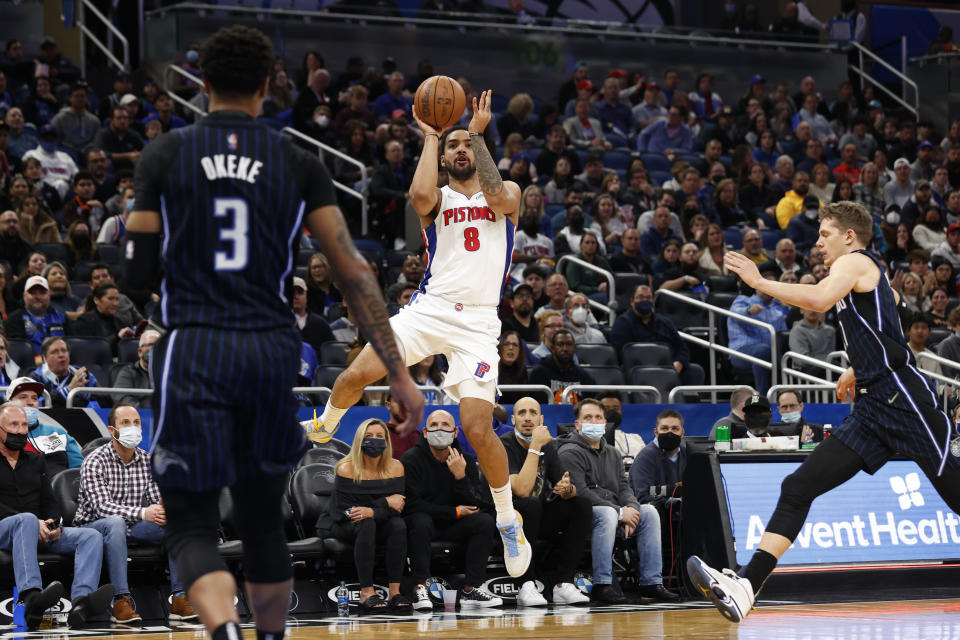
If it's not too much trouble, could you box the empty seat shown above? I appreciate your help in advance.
[640,152,671,172]
[81,436,112,457]
[117,339,139,363]
[706,275,738,292]
[575,343,618,366]
[35,243,71,266]
[928,328,951,350]
[6,339,36,372]
[706,292,738,310]
[655,292,707,330]
[288,463,336,539]
[314,365,344,389]
[581,365,624,387]
[605,150,633,171]
[621,343,672,370]
[628,366,679,403]
[319,341,350,366]
[298,447,343,468]
[761,230,783,251]
[97,243,121,265]
[64,337,112,367]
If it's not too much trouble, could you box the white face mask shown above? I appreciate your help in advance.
[886,211,900,225]
[570,306,588,325]
[115,426,142,448]
[314,114,329,128]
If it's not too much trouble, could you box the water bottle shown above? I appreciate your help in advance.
[715,424,731,451]
[336,581,349,617]
[823,424,832,439]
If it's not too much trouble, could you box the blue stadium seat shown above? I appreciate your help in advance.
[353,238,384,263]
[64,337,112,367]
[526,148,541,164]
[724,228,743,249]
[640,153,671,172]
[606,132,629,149]
[6,339,35,373]
[117,339,139,364]
[319,341,350,366]
[761,229,784,251]
[575,149,590,166]
[34,243,71,267]
[650,171,672,187]
[605,150,633,172]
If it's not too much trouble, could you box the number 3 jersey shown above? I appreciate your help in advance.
[133,110,336,330]
[420,185,516,307]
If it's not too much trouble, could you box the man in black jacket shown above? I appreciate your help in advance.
[629,409,687,510]
[401,409,502,610]
[370,140,415,250]
[0,403,113,628]
[773,388,823,444]
[528,329,595,404]
[292,277,333,356]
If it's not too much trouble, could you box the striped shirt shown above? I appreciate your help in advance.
[73,442,160,527]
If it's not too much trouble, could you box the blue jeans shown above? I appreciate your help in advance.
[730,342,772,394]
[0,513,103,598]
[82,516,182,595]
[590,505,662,586]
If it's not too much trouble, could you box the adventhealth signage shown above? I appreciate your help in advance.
[722,460,960,565]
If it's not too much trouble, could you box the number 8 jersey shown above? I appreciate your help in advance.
[133,111,336,330]
[420,185,516,307]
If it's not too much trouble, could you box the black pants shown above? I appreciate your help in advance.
[514,495,592,585]
[405,511,496,587]
[331,516,406,588]
[766,436,960,540]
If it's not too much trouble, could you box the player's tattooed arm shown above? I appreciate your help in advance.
[472,134,504,197]
[469,90,521,219]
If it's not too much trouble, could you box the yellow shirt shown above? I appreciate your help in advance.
[775,190,806,229]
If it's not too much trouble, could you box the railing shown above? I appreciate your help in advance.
[555,255,616,311]
[77,0,129,76]
[780,351,847,402]
[162,64,370,235]
[909,51,960,66]
[766,383,840,406]
[559,385,660,404]
[497,385,554,404]
[654,289,778,389]
[67,387,152,407]
[850,41,919,117]
[666,385,744,404]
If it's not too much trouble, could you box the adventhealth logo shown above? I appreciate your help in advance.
[890,473,924,510]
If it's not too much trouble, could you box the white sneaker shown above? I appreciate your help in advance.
[552,582,589,605]
[300,409,339,444]
[459,587,502,608]
[686,555,756,623]
[515,581,547,607]
[412,584,433,611]
[497,511,532,578]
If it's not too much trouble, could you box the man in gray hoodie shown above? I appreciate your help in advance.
[558,398,679,603]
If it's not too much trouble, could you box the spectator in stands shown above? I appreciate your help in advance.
[529,329,594,403]
[595,78,634,141]
[688,73,723,121]
[530,311,565,360]
[22,76,60,129]
[7,376,81,474]
[884,158,915,209]
[92,107,143,171]
[796,137,824,176]
[18,195,59,246]
[1,40,33,93]
[564,293,605,344]
[334,86,376,143]
[946,144,960,190]
[761,238,802,275]
[31,336,97,408]
[932,222,960,270]
[73,403,197,623]
[42,262,81,319]
[70,283,136,354]
[906,314,944,383]
[640,206,683,258]
[774,389,823,443]
[633,83,667,131]
[656,242,705,292]
[740,227,770,265]
[373,72,412,121]
[838,116,877,163]
[936,307,960,365]
[793,94,834,145]
[396,254,425,286]
[292,275,334,357]
[775,171,814,230]
[788,308,835,371]
[769,155,795,200]
[86,264,143,329]
[712,178,748,227]
[142,93,186,134]
[610,228,652,276]
[853,162,885,219]
[4,107,37,162]
[558,399,677,603]
[728,273,788,393]
[708,386,755,439]
[314,418,410,612]
[0,335,17,389]
[111,330,159,408]
[785,195,823,253]
[637,104,693,153]
[914,205,947,251]
[496,331,529,405]
[739,163,778,224]
[535,125,581,179]
[832,142,862,184]
[502,397,592,606]
[97,185,133,247]
[629,409,686,511]
[402,409,502,609]
[534,274,570,319]
[62,170,106,231]
[698,224,728,275]
[652,238,682,277]
[611,284,704,386]
[502,283,540,345]
[0,402,113,630]
[50,83,99,156]
[571,152,611,200]
[557,62,590,112]
[543,156,574,205]
[370,140,414,250]
[498,93,535,141]
[292,69,336,142]
[6,276,67,355]
[566,231,611,299]
[564,98,608,151]
[928,287,951,328]
[304,252,342,315]
[931,167,951,208]
[596,393,643,463]
[901,180,935,228]
[23,124,77,200]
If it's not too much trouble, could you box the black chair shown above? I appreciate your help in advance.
[929,328,952,349]
[81,436,111,457]
[298,447,342,468]
[64,337,112,367]
[575,343,618,366]
[706,292,738,310]
[288,463,336,540]
[706,275,738,292]
[322,438,352,456]
[97,243,121,266]
[314,366,344,389]
[6,339,36,371]
[34,243,71,266]
[117,339,139,364]
[319,341,350,366]
[656,292,707,330]
[51,468,82,525]
[614,272,648,303]
[627,366,679,403]
[581,365,625,387]
[296,247,316,267]
[282,469,326,559]
[72,261,95,283]
[70,281,91,300]
[621,343,672,370]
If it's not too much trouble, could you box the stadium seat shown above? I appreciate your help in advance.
[297,247,315,267]
[650,170,672,187]
[52,468,82,525]
[723,228,743,249]
[71,281,91,300]
[706,292,738,310]
[117,339,139,364]
[353,238,385,265]
[928,328,952,349]
[606,133,630,150]
[6,339,36,372]
[319,341,350,366]
[614,272,648,310]
[575,343,618,366]
[640,153,671,172]
[34,243,71,266]
[288,462,334,539]
[628,365,679,403]
[621,343,672,370]
[580,364,624,387]
[323,438,352,456]
[97,243,121,266]
[761,229,783,251]
[298,446,342,468]
[386,249,413,266]
[605,150,633,172]
[65,337,112,367]
[81,436,112,457]
[655,292,707,330]
[313,366,344,389]
[706,275,738,292]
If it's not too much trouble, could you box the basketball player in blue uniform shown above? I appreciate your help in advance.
[688,201,960,622]
[122,26,423,640]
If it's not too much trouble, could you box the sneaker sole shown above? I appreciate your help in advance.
[498,511,532,578]
[685,556,746,623]
[412,601,433,611]
[168,613,199,622]
[110,616,144,624]
[460,600,503,609]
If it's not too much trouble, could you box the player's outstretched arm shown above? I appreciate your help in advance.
[409,105,443,218]
[469,90,521,218]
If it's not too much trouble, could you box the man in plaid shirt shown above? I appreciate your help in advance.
[73,404,197,624]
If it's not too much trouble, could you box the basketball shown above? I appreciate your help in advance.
[414,75,466,130]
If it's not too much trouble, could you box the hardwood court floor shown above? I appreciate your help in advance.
[4,599,958,640]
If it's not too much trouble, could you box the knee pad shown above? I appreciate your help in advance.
[161,488,228,591]
[232,476,292,584]
[780,470,816,505]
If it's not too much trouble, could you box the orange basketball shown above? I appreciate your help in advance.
[414,75,466,131]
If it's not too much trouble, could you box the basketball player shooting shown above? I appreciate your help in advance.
[687,201,960,623]
[306,89,532,577]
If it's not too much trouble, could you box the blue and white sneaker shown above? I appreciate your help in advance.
[497,510,532,578]
[301,410,338,444]
[686,555,755,623]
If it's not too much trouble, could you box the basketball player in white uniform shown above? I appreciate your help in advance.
[305,90,532,579]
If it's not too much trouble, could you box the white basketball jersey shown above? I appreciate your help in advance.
[419,186,515,307]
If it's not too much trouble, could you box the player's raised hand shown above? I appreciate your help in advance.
[388,373,425,436]
[469,90,492,134]
[836,366,856,403]
[724,251,762,289]
[411,103,444,138]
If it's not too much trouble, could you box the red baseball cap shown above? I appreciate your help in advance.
[608,69,628,79]
[576,79,595,91]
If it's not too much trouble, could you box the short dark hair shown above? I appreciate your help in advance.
[552,328,574,344]
[199,25,274,99]
[107,403,136,428]
[657,409,684,427]
[573,398,604,420]
[776,388,801,405]
[41,336,67,357]
[73,170,93,186]
[92,283,119,299]
[440,125,493,157]
[89,263,112,278]
[908,313,930,331]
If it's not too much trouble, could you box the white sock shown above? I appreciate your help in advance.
[490,482,515,526]
[320,401,348,430]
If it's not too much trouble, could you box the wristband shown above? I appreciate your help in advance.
[468,132,482,137]
[456,506,462,519]
[425,132,439,138]
[528,449,544,456]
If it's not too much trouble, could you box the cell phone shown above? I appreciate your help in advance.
[50,517,62,531]
[134,319,149,337]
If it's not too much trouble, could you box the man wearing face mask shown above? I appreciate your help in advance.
[558,399,678,603]
[501,397,591,606]
[401,410,503,609]
[774,389,823,444]
[564,293,606,344]
[629,410,687,510]
[600,393,644,465]
[6,377,82,475]
[111,330,160,408]
[785,195,822,253]
[708,386,756,441]
[738,394,776,438]
[73,404,197,624]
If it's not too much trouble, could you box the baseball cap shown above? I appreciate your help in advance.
[24,275,49,292]
[119,93,139,106]
[608,69,628,79]
[115,69,130,81]
[893,157,910,169]
[916,179,931,189]
[40,36,55,48]
[512,283,534,297]
[6,377,45,402]
[948,223,960,234]
[749,74,765,85]
[743,394,771,412]
[576,79,595,92]
[644,82,659,91]
[292,276,307,291]
[867,99,883,109]
[802,195,820,210]
[38,124,57,137]
[717,106,734,117]
[918,140,934,150]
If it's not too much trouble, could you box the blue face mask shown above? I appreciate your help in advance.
[580,422,606,442]
[513,428,532,443]
[23,407,39,427]
[125,198,135,211]
[39,140,57,154]
[780,410,802,423]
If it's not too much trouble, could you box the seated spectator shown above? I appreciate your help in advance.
[111,330,160,408]
[97,185,134,246]
[370,140,414,250]
[853,162,885,219]
[776,171,815,229]
[914,205,947,251]
[534,274,570,319]
[502,283,540,345]
[315,418,410,613]
[739,164,778,223]
[503,152,534,192]
[590,193,629,246]
[22,124,77,199]
[769,155,796,200]
[50,83,99,156]
[511,205,555,282]
[0,403,113,629]
[656,241,705,292]
[629,409,687,511]
[741,227,771,265]
[382,393,420,459]
[788,308,835,373]
[936,306,960,367]
[543,156,575,204]
[565,231,611,299]
[708,385,756,440]
[572,151,613,199]
[522,265,549,310]
[641,206,683,258]
[651,238,682,276]
[883,158,915,209]
[502,397,591,606]
[497,331,529,405]
[334,85,376,143]
[792,94,835,144]
[786,195,822,253]
[838,116,878,163]
[4,107,38,162]
[637,105,693,153]
[741,393,776,437]
[699,224,728,275]
[65,220,96,264]
[610,228,652,276]
[558,399,678,603]
[564,293,606,344]
[102,168,133,220]
[91,107,144,172]
[62,170,106,231]
[759,238,802,276]
[17,194,60,246]
[807,163,835,203]
[597,393,644,464]
[621,167,657,214]
[563,99,610,150]
[373,71,412,121]
[832,142,862,184]
[292,276,333,356]
[85,264,143,329]
[535,125,582,180]
[907,314,945,385]
[305,252,342,314]
[7,376,81,475]
[43,262,83,319]
[141,93,186,134]
[636,191,683,238]
[529,329,595,403]
[0,335,18,389]
[910,141,936,182]
[901,180,936,229]
[774,388,823,444]
[751,130,780,170]
[728,274,788,393]
[898,270,925,314]
[713,178,749,227]
[498,93,535,141]
[531,311,565,361]
[70,284,136,355]
[633,82,668,131]
[30,337,99,408]
[22,76,60,129]
[402,410,502,609]
[556,205,601,257]
[932,223,960,271]
[595,77,635,141]
[73,404,197,623]
[6,275,67,355]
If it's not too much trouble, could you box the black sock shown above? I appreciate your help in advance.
[212,621,242,640]
[738,549,778,595]
[257,630,285,640]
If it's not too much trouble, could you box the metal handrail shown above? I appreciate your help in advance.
[76,24,124,74]
[79,0,129,71]
[496,384,554,404]
[782,351,846,375]
[559,385,660,404]
[909,52,960,65]
[164,64,207,117]
[67,387,152,407]
[850,41,919,116]
[847,65,917,117]
[667,385,744,404]
[555,255,615,310]
[586,298,615,329]
[766,383,840,405]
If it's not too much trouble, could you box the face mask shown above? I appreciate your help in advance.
[116,426,142,448]
[360,437,387,457]
[886,211,900,225]
[425,429,456,449]
[604,409,621,428]
[521,219,539,237]
[744,412,769,432]
[684,207,699,216]
[22,407,38,427]
[657,431,682,451]
[73,234,91,249]
[780,410,802,423]
[571,306,588,325]
[39,140,57,153]
[804,208,818,220]
[924,220,941,230]
[513,428,532,443]
[3,430,27,451]
[569,213,584,230]
[580,422,606,442]
[314,114,329,128]
[634,300,654,315]
[125,197,135,211]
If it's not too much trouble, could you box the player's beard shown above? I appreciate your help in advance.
[447,160,476,181]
